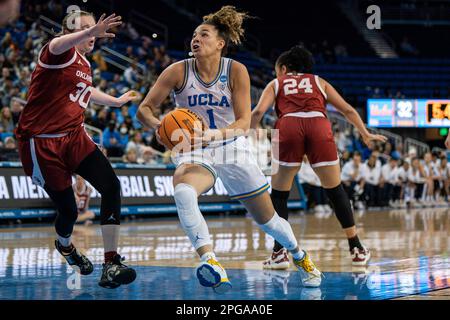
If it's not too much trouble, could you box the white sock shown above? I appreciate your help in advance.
[101,225,120,253]
[57,235,71,247]
[258,212,299,252]
[200,252,216,262]
[174,183,212,250]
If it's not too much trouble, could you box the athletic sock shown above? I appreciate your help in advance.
[57,235,72,248]
[348,235,364,251]
[200,252,216,262]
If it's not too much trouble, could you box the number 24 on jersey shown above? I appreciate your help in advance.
[283,78,313,96]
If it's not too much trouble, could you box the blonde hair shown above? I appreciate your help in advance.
[202,6,251,54]
[56,10,94,36]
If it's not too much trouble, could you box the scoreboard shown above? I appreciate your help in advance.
[367,99,450,128]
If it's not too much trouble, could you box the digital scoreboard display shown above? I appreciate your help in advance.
[367,99,450,128]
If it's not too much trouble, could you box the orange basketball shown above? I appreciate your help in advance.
[158,108,207,151]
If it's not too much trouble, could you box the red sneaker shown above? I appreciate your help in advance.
[351,247,371,266]
[263,248,290,270]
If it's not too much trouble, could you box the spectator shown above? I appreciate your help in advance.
[341,152,365,210]
[91,108,108,131]
[0,106,14,132]
[141,146,159,165]
[10,98,22,125]
[395,160,409,208]
[437,156,449,203]
[123,61,140,87]
[380,157,399,207]
[118,122,130,147]
[123,147,139,164]
[103,120,124,157]
[362,154,382,207]
[298,156,332,215]
[406,157,427,207]
[126,131,146,159]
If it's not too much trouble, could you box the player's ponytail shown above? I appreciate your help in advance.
[276,45,314,74]
[56,10,94,36]
[202,6,251,55]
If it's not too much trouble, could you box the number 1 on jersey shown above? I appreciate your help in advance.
[206,109,217,129]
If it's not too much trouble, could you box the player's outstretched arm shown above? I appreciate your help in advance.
[250,80,276,129]
[90,88,139,107]
[49,13,122,55]
[136,62,183,130]
[321,77,387,146]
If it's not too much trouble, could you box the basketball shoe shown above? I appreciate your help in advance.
[262,248,290,270]
[55,240,93,275]
[196,255,232,294]
[351,246,371,266]
[293,250,322,288]
[99,254,137,289]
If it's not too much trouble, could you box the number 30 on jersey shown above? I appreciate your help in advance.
[70,82,93,109]
[283,78,313,95]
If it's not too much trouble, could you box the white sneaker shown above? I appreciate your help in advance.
[314,205,325,213]
[293,250,322,288]
[262,248,290,270]
[323,204,333,213]
[196,255,232,294]
[351,247,371,266]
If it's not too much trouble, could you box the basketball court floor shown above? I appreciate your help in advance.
[0,208,449,300]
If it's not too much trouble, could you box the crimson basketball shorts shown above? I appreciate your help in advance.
[18,126,97,191]
[273,115,339,168]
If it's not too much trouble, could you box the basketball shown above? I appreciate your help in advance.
[158,108,207,150]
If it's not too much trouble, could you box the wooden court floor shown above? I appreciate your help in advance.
[0,208,449,300]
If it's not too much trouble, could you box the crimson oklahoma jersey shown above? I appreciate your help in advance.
[17,42,97,191]
[272,73,339,167]
[16,42,93,139]
[274,73,327,117]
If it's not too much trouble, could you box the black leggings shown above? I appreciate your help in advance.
[46,147,121,238]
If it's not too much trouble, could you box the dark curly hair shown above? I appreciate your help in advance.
[276,45,314,74]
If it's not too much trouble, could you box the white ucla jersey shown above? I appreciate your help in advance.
[174,57,234,129]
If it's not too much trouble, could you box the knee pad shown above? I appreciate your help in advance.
[174,183,211,249]
[325,184,355,229]
[258,212,298,251]
[174,183,200,229]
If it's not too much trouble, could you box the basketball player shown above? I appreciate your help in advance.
[137,6,322,292]
[251,45,387,269]
[16,11,137,288]
[74,175,95,225]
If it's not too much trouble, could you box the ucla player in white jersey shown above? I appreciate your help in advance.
[137,6,322,292]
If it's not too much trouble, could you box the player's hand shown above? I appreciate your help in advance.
[117,90,140,106]
[90,13,122,38]
[192,128,221,149]
[361,133,387,146]
[445,133,450,149]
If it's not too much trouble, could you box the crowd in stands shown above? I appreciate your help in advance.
[295,124,450,212]
[1,3,449,211]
